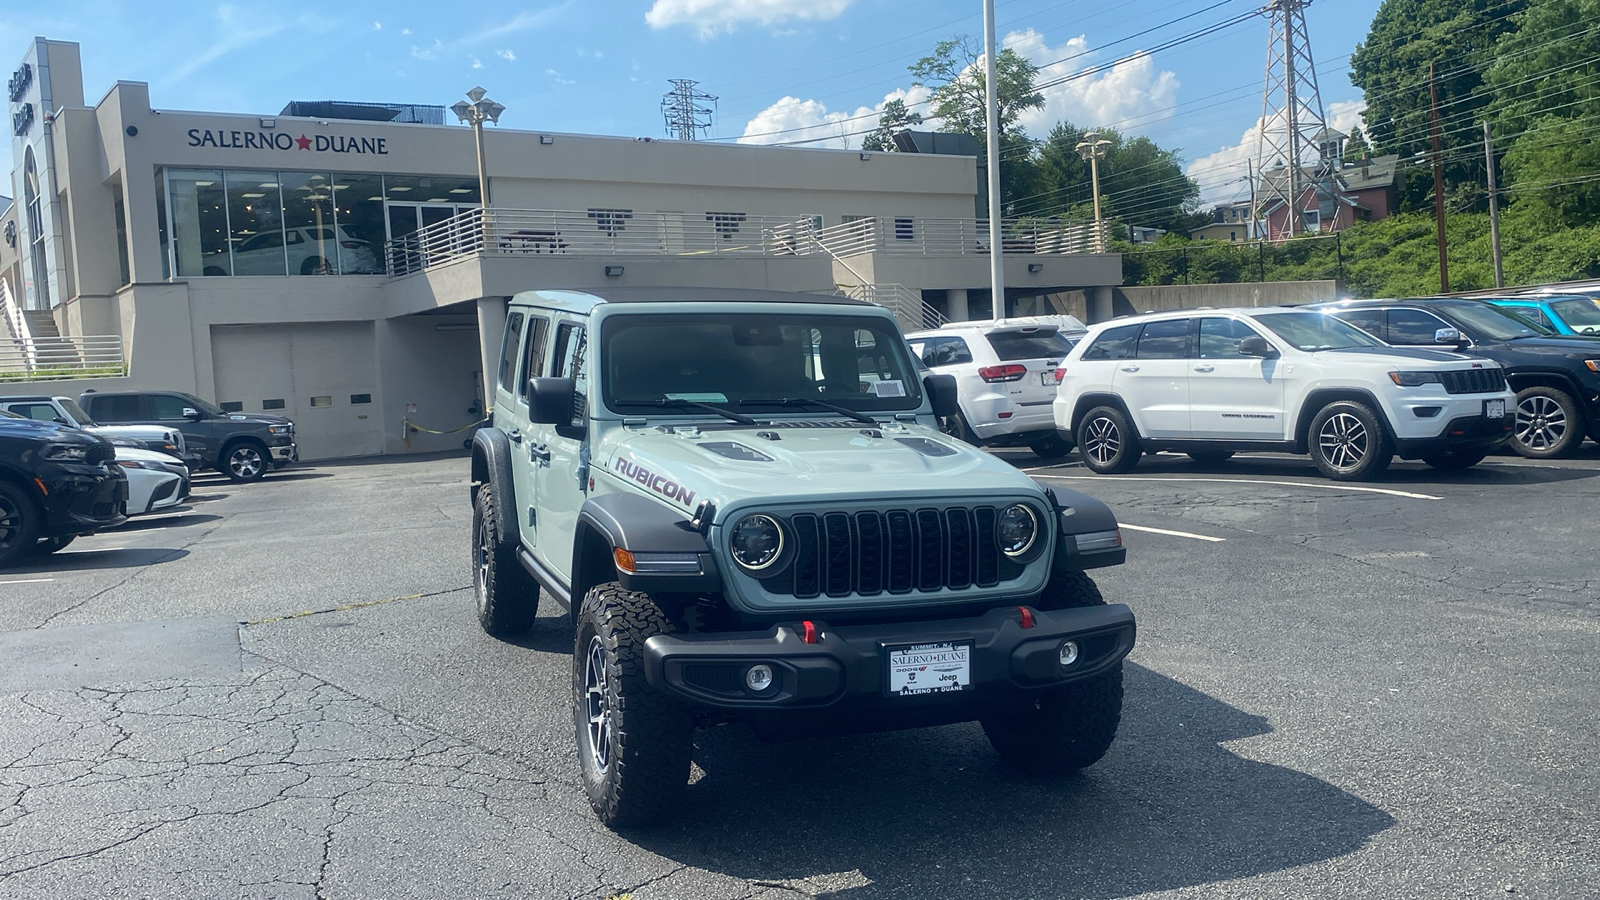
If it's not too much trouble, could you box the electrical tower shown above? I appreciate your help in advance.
[1254,0,1332,241]
[661,79,717,141]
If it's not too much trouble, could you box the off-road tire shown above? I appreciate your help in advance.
[1028,433,1073,459]
[472,486,539,636]
[981,570,1123,774]
[1421,449,1489,471]
[1511,386,1583,459]
[222,440,269,483]
[574,582,693,829]
[1186,449,1234,465]
[1076,406,1142,474]
[0,481,43,570]
[1308,401,1393,481]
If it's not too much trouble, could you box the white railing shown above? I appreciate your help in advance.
[847,283,948,331]
[0,277,34,370]
[0,335,126,380]
[816,217,1106,258]
[385,209,828,276]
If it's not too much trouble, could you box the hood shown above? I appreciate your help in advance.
[227,413,294,426]
[1323,346,1481,364]
[1489,335,1600,354]
[595,422,1045,513]
[0,418,91,440]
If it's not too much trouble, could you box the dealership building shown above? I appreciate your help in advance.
[2,37,1120,459]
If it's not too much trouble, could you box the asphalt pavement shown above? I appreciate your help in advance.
[1,447,1596,899]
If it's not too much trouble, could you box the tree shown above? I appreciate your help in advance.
[909,36,1043,211]
[861,98,924,153]
[1344,127,1371,161]
[1020,123,1201,233]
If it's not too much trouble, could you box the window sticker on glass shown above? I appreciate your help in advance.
[664,392,730,403]
[873,380,906,398]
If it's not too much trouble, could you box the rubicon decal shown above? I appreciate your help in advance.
[186,129,389,155]
[612,458,697,507]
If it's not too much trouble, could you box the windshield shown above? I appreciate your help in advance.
[1551,298,1600,335]
[1439,302,1551,340]
[182,393,230,417]
[1253,312,1386,351]
[602,313,923,417]
[58,398,95,426]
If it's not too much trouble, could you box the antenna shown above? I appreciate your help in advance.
[661,79,717,141]
[1254,0,1333,241]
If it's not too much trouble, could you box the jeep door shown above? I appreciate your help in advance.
[529,316,589,584]
[1112,318,1192,438]
[500,309,550,551]
[1189,317,1287,439]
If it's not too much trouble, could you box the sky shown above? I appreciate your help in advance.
[3,0,1386,213]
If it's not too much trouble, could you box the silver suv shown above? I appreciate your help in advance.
[470,287,1135,828]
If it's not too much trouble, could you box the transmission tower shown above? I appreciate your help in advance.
[661,79,717,141]
[1254,0,1332,241]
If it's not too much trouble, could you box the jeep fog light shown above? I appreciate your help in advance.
[730,514,784,571]
[997,504,1038,558]
[745,664,775,693]
[1059,641,1080,667]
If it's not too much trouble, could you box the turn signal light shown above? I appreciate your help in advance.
[978,364,1027,383]
[613,547,637,574]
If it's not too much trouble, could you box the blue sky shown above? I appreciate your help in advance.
[4,0,1385,209]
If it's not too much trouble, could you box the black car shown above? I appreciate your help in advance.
[1313,297,1600,458]
[0,411,128,566]
[77,390,298,483]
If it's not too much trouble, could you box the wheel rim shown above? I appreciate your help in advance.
[1083,416,1120,465]
[583,636,613,773]
[1515,396,1568,451]
[473,515,492,615]
[0,495,21,552]
[230,447,263,478]
[1318,412,1369,471]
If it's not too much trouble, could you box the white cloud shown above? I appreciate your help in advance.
[1003,29,1180,137]
[1186,99,1368,206]
[546,68,577,87]
[372,21,382,30]
[497,49,516,61]
[401,27,412,35]
[410,41,442,61]
[471,56,484,70]
[738,86,932,150]
[646,0,852,38]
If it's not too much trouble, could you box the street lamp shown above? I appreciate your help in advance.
[451,87,506,210]
[1076,131,1112,253]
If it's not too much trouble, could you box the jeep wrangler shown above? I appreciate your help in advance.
[470,287,1135,828]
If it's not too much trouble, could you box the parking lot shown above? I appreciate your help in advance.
[2,447,1597,899]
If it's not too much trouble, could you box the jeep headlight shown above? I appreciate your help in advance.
[997,504,1039,558]
[42,444,88,461]
[730,514,784,572]
[1388,371,1441,387]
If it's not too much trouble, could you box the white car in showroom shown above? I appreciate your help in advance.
[906,316,1086,458]
[1053,307,1517,480]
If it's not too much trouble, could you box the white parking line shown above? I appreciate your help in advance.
[1031,473,1443,501]
[1121,524,1226,542]
[0,578,54,585]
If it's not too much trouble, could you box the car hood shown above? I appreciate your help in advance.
[1321,346,1483,364]
[1490,335,1600,354]
[226,413,294,427]
[595,421,1046,513]
[0,418,90,440]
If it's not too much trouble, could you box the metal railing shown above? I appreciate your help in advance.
[384,209,828,276]
[847,283,948,331]
[0,277,34,369]
[816,217,1106,258]
[0,335,126,380]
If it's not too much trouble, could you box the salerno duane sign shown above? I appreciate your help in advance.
[186,128,388,155]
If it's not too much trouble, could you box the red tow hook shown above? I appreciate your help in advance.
[800,620,819,643]
[1017,606,1036,629]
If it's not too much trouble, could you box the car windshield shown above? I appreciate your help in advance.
[182,394,230,417]
[1551,298,1600,335]
[1438,301,1551,340]
[1253,312,1386,351]
[602,312,923,416]
[58,398,95,426]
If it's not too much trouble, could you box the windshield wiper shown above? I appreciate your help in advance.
[739,397,878,425]
[614,398,758,426]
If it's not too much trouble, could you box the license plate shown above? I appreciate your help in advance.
[1485,399,1505,418]
[886,642,972,696]
[1040,372,1056,386]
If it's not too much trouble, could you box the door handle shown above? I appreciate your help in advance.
[507,429,522,444]
[1193,365,1215,373]
[529,444,552,463]
[1119,365,1140,373]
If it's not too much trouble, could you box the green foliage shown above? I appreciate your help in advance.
[909,37,1043,140]
[861,98,924,153]
[1020,123,1201,232]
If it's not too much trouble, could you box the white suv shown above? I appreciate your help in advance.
[907,317,1086,458]
[1053,307,1517,480]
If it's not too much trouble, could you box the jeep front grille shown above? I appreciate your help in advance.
[1438,368,1506,394]
[771,506,1015,599]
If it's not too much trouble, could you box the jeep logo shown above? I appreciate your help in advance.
[612,458,697,507]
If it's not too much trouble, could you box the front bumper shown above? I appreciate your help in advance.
[1392,412,1514,458]
[643,603,1135,737]
[270,440,298,467]
[41,465,128,537]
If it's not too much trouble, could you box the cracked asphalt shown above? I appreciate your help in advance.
[1,447,1596,898]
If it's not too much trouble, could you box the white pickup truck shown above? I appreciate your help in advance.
[0,395,194,467]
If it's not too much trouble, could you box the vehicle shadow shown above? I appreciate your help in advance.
[110,512,223,532]
[11,547,190,573]
[628,664,1393,899]
[1118,451,1600,486]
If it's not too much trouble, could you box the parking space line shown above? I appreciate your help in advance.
[1121,524,1226,542]
[0,578,54,585]
[1031,474,1443,501]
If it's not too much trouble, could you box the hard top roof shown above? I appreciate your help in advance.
[516,287,873,308]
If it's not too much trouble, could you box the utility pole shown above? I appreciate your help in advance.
[1077,131,1112,252]
[1247,157,1258,241]
[1256,0,1328,241]
[1429,63,1449,293]
[1484,121,1504,289]
[983,0,1005,322]
[661,79,717,141]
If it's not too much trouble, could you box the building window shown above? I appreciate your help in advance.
[164,168,231,277]
[23,148,50,307]
[226,170,286,276]
[894,217,914,241]
[262,399,286,410]
[706,211,746,239]
[113,191,131,287]
[1302,209,1321,231]
[331,173,385,274]
[588,208,633,237]
[350,393,372,405]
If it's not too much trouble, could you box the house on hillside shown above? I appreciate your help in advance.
[1190,199,1256,242]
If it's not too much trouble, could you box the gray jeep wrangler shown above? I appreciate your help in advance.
[470,287,1135,828]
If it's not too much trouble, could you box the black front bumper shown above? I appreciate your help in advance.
[41,465,128,538]
[1393,413,1513,458]
[643,603,1135,738]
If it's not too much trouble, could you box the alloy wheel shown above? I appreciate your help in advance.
[1318,412,1369,471]
[0,495,20,552]
[583,637,613,774]
[1515,396,1568,452]
[1083,416,1121,465]
[474,516,492,615]
[229,447,264,479]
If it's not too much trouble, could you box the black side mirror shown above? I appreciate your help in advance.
[923,373,960,418]
[1239,336,1280,359]
[527,377,576,425]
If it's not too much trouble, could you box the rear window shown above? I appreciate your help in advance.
[985,330,1077,361]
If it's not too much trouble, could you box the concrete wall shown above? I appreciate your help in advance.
[1044,280,1342,324]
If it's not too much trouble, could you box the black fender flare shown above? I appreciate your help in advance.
[471,428,519,547]
[573,493,722,600]
[1034,481,1126,571]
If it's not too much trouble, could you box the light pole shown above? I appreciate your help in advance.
[451,87,506,211]
[1076,131,1112,253]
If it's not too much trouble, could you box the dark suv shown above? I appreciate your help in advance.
[1314,298,1600,458]
[0,412,128,567]
[78,390,298,482]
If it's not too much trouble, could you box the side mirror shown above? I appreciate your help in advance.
[1238,336,1280,359]
[527,377,576,425]
[181,407,204,420]
[1434,327,1468,349]
[923,373,960,418]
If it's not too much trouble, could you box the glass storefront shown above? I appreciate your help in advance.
[158,168,479,277]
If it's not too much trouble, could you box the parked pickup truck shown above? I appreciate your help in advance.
[0,394,198,469]
[78,390,295,482]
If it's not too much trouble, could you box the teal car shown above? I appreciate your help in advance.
[1486,295,1600,338]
